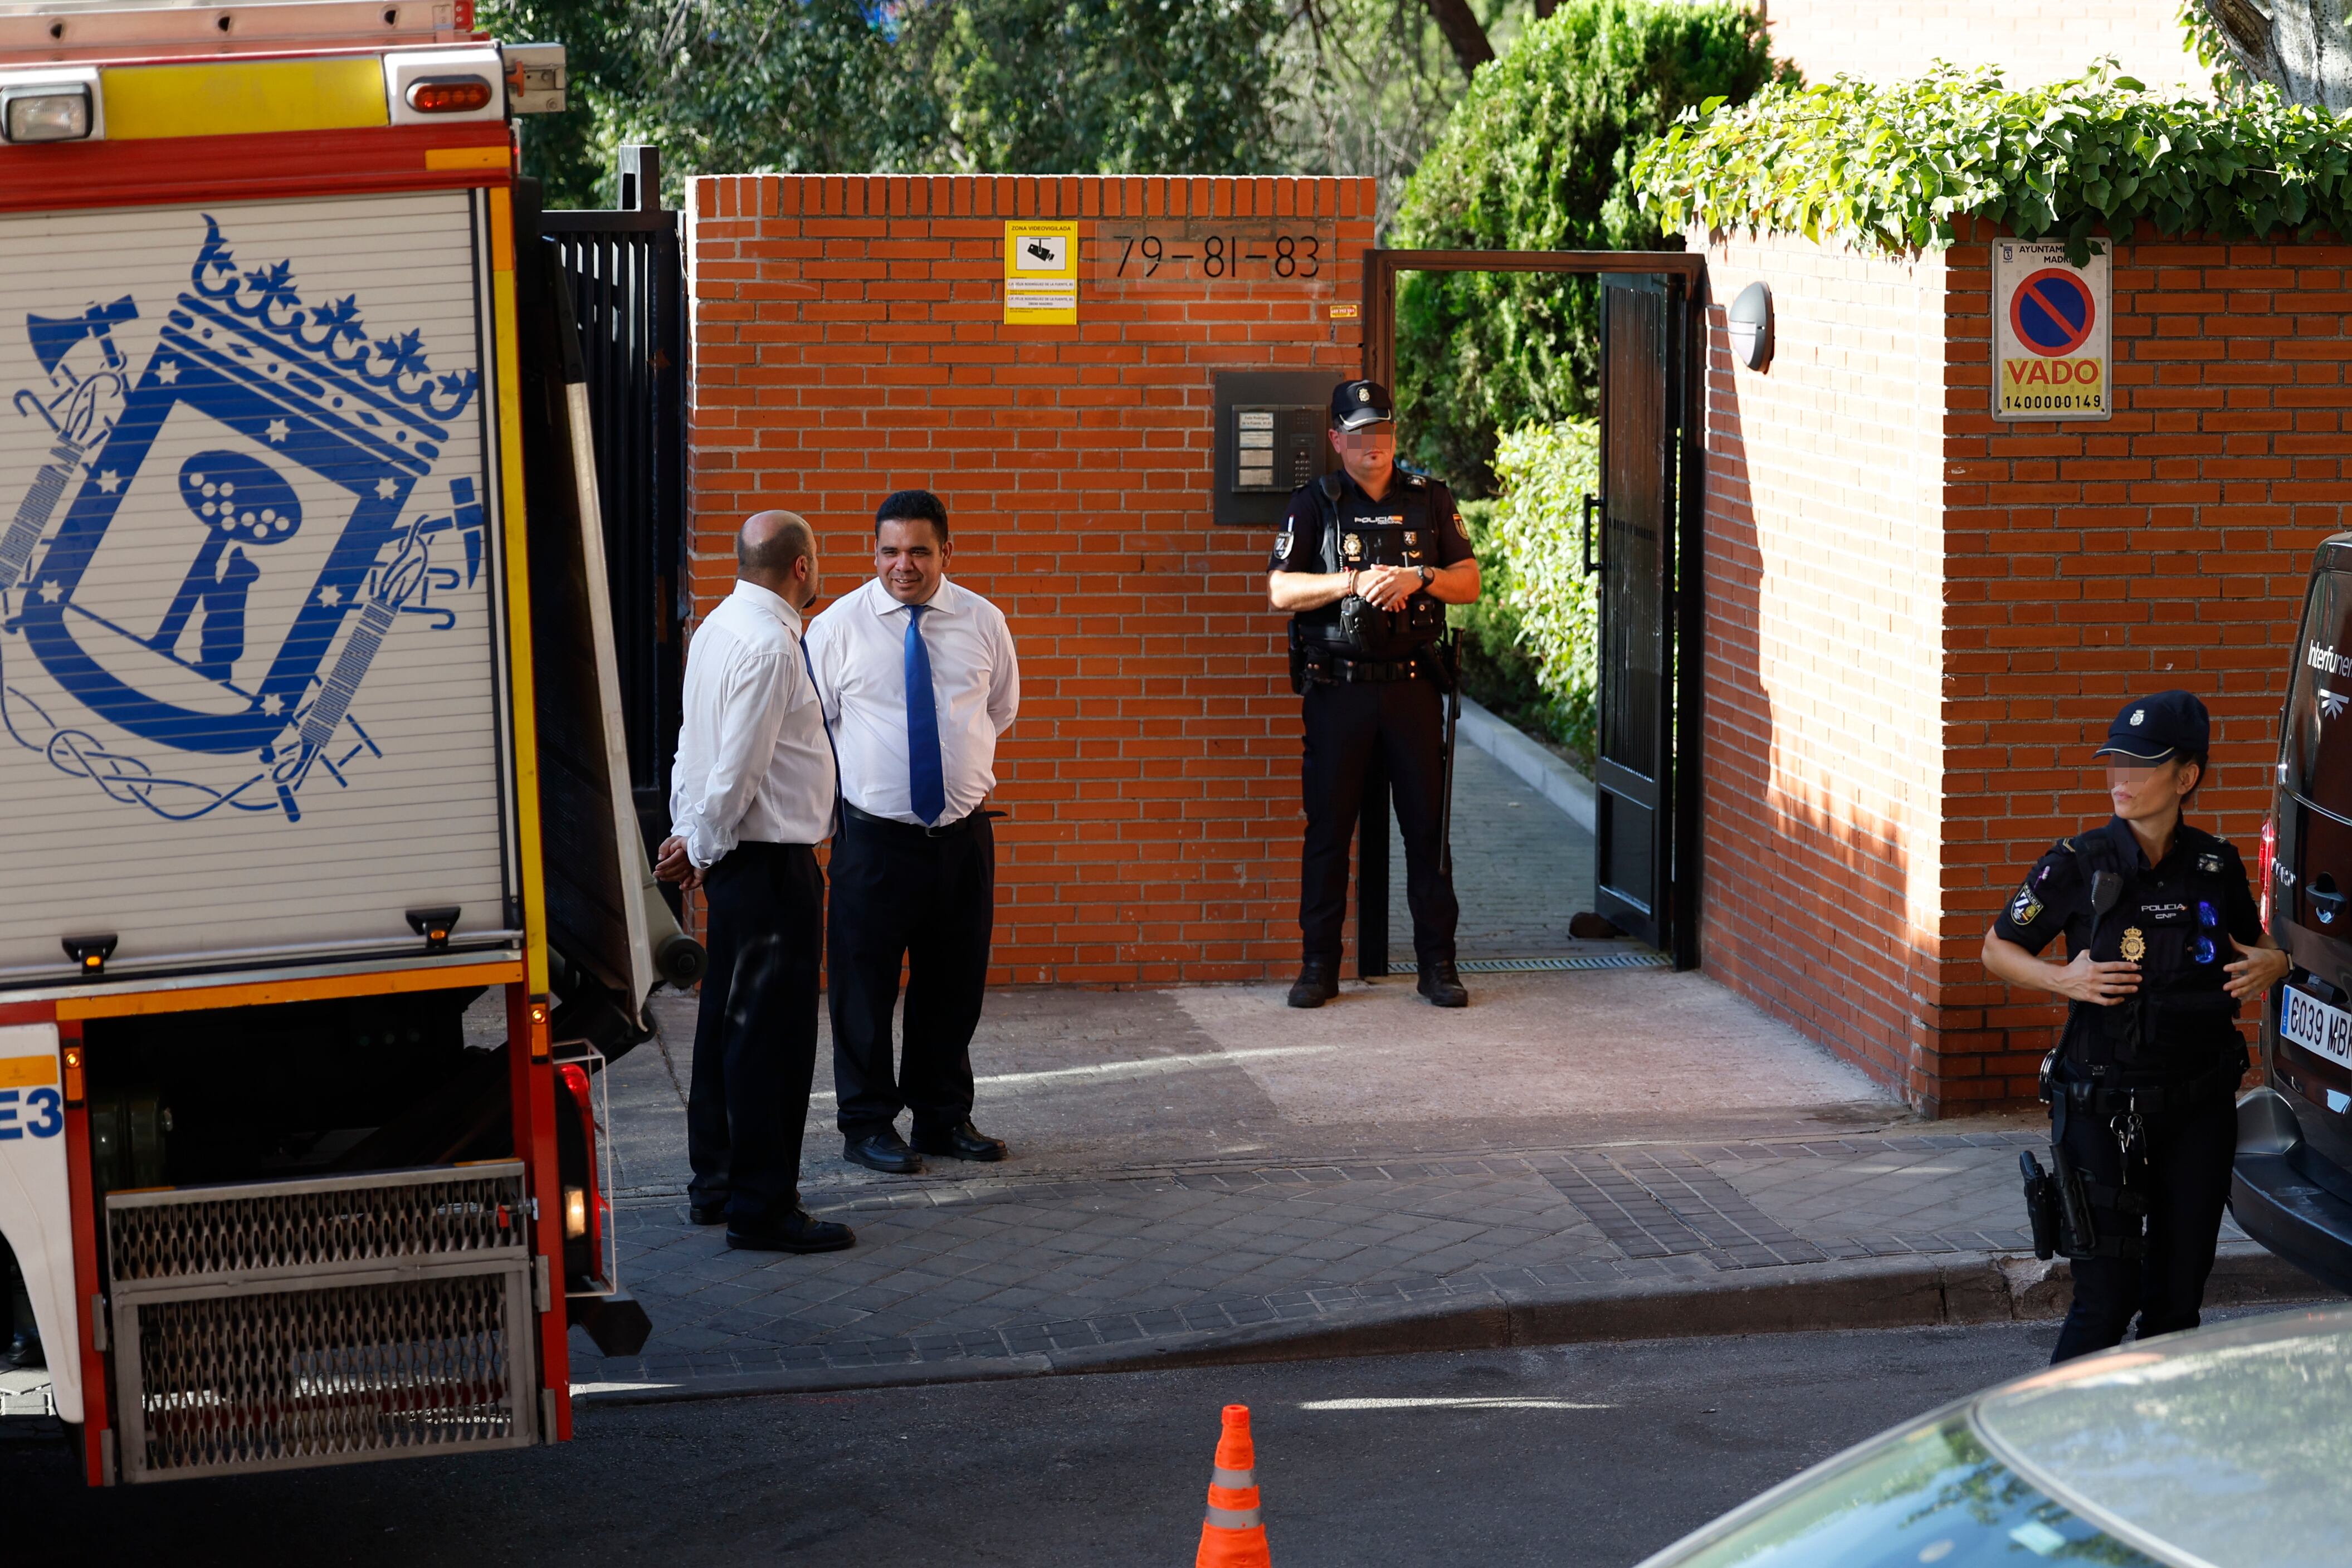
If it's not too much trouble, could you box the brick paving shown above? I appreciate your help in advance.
[1385,739,1598,960]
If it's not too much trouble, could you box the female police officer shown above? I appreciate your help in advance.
[1982,690,2289,1361]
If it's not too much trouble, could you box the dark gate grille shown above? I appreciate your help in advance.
[543,146,687,851]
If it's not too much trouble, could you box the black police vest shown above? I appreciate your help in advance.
[2059,827,2241,1075]
[1291,473,1446,660]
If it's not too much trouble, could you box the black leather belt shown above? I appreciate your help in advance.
[843,801,996,839]
[1302,652,1432,685]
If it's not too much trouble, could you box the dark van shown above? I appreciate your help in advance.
[2235,542,2352,1291]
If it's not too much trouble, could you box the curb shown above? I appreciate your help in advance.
[1455,695,1594,832]
[571,1242,2337,1410]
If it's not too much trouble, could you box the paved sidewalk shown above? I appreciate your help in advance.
[562,969,2326,1398]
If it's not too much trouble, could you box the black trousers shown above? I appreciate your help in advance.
[2050,1086,2237,1362]
[1299,676,1459,967]
[686,842,824,1223]
[828,809,994,1137]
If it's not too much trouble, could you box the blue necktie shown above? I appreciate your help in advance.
[904,604,946,825]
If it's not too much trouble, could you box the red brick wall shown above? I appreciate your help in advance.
[1704,220,2350,1113]
[1938,221,2349,1108]
[1697,233,1956,1103]
[685,175,1374,984]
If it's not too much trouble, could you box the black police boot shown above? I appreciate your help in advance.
[1417,961,1469,1009]
[1287,958,1339,1009]
[3,1329,42,1370]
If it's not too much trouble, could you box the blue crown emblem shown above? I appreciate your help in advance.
[189,218,477,428]
[1,212,487,824]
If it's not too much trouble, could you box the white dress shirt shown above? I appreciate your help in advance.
[804,576,1018,825]
[668,580,837,866]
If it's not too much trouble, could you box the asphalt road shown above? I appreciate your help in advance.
[0,1318,2090,1567]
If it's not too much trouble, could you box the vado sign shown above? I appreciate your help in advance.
[1993,241,2111,422]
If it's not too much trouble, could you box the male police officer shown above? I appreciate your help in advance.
[1268,379,1481,1009]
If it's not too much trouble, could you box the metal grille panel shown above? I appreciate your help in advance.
[106,1162,537,1483]
[108,1164,529,1283]
[129,1273,525,1479]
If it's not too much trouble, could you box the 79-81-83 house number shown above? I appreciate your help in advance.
[1097,222,1327,282]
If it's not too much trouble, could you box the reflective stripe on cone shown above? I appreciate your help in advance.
[1196,1404,1271,1567]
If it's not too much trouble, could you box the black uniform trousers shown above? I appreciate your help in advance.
[686,842,824,1224]
[2050,1081,2237,1362]
[1299,674,1460,968]
[828,807,994,1138]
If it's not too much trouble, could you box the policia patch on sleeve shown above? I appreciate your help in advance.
[2007,882,2043,926]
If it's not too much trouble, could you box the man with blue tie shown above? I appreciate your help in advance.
[805,490,1019,1175]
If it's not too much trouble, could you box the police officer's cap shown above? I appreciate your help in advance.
[1330,379,1394,431]
[2093,690,2210,763]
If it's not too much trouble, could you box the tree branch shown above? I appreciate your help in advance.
[1420,0,1492,79]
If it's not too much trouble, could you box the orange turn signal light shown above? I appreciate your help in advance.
[61,1043,84,1106]
[406,76,495,114]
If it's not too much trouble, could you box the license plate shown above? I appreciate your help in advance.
[2280,986,2352,1068]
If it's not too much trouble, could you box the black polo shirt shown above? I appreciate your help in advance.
[1993,816,2261,958]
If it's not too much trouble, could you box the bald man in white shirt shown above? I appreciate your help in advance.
[656,511,853,1254]
[804,489,1018,1175]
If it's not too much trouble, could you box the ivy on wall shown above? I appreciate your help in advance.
[1632,63,2352,262]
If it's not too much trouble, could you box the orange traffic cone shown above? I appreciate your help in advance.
[1194,1404,1272,1567]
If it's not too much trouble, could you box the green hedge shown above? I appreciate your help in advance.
[1452,421,1600,766]
[1633,62,2352,262]
[1392,1,1785,491]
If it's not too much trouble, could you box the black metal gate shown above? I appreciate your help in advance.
[1592,273,1686,954]
[541,146,687,854]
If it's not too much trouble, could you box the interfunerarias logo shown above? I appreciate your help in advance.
[0,216,483,823]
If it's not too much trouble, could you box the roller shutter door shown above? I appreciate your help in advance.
[0,190,513,983]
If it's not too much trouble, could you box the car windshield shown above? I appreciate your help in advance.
[1642,1413,2166,1568]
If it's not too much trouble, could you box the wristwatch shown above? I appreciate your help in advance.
[1417,565,1434,589]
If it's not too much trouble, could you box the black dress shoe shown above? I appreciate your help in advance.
[843,1128,924,1174]
[912,1119,1008,1162]
[3,1331,43,1370]
[689,1203,728,1227]
[1287,958,1339,1009]
[1418,961,1469,1008]
[725,1209,856,1253]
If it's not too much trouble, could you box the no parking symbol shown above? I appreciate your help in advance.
[1993,241,2111,421]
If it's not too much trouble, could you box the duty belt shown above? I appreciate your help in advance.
[2052,1054,2242,1119]
[1302,651,1432,685]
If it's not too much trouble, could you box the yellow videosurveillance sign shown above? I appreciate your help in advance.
[1004,221,1079,326]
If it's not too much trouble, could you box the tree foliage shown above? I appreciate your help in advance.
[1632,62,2352,266]
[482,0,1286,206]
[1389,0,1784,489]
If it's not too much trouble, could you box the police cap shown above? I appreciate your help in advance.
[1330,379,1393,431]
[2093,690,2210,763]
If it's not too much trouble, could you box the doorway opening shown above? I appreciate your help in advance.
[1355,248,1706,976]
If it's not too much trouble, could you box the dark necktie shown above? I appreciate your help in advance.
[904,604,946,825]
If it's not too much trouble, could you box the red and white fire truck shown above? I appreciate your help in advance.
[0,0,691,1485]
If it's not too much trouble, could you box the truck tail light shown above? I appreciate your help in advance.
[405,76,495,114]
[2260,814,2277,931]
[557,1061,603,1267]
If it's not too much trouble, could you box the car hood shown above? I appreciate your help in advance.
[1973,1306,2352,1568]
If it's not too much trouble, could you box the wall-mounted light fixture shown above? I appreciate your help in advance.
[1727,281,1773,371]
